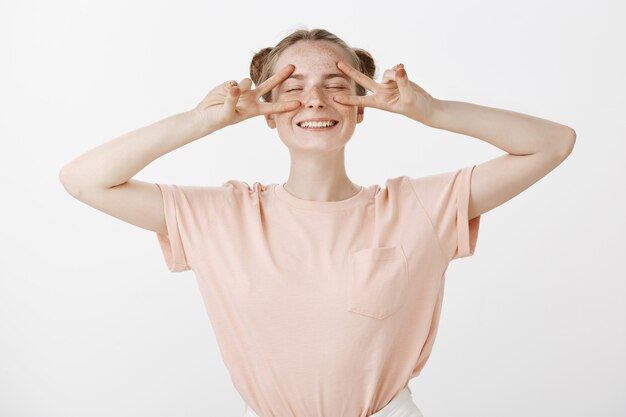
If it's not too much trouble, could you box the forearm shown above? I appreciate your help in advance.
[60,109,215,190]
[425,99,575,156]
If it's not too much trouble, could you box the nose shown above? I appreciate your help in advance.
[303,86,327,109]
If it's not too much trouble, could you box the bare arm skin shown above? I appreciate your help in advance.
[59,64,301,236]
[334,61,576,222]
[58,109,214,235]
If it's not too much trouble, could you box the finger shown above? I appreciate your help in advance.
[381,68,397,84]
[223,81,240,113]
[383,63,404,83]
[258,100,301,116]
[237,78,253,92]
[336,60,378,93]
[395,67,411,100]
[333,94,375,108]
[254,64,295,98]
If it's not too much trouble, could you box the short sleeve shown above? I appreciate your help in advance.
[155,183,230,272]
[406,165,481,262]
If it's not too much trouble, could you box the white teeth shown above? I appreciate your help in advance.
[299,120,337,128]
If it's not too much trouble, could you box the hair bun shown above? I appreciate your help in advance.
[250,47,273,87]
[353,48,377,80]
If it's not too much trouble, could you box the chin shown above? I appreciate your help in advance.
[283,136,351,154]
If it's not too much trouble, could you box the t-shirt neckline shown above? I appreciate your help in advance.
[273,182,372,212]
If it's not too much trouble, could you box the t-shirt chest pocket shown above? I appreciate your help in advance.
[347,245,409,319]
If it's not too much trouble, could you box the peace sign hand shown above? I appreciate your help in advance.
[332,61,436,125]
[194,64,302,133]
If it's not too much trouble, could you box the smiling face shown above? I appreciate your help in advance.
[264,40,365,154]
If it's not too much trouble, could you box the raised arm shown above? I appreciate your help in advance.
[58,109,217,235]
[59,65,302,235]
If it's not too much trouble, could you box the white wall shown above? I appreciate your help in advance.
[1,0,623,416]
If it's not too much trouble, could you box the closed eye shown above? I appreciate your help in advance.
[286,86,346,92]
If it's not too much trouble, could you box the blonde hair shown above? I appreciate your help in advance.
[250,28,377,103]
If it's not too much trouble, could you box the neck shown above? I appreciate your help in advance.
[283,148,361,202]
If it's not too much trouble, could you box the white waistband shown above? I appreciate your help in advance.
[244,386,423,417]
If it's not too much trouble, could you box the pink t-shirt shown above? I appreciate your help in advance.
[155,165,480,417]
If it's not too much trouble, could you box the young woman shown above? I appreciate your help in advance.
[59,28,575,417]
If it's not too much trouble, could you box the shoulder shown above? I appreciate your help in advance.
[219,179,275,206]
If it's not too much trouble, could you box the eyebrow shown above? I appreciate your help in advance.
[286,73,351,82]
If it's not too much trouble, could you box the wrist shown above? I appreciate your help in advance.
[423,98,446,129]
[190,107,222,137]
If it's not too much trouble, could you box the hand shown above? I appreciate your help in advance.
[193,64,302,132]
[333,61,436,125]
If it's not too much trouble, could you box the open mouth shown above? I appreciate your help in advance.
[297,120,339,131]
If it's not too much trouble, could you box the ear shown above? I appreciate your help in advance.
[264,91,278,128]
[265,114,276,129]
[356,105,365,124]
